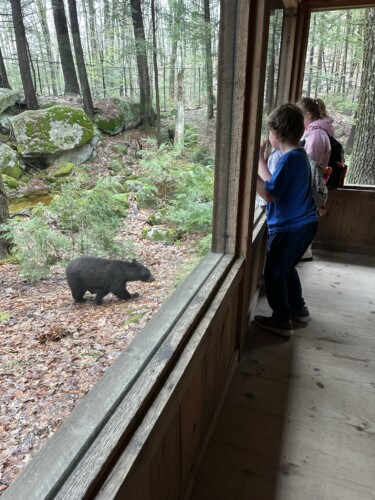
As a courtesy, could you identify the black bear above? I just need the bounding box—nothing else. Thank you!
[66,256,154,305]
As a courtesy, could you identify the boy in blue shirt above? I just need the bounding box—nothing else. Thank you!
[256,103,318,337]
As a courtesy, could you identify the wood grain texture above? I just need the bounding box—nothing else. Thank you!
[315,189,375,253]
[191,251,375,500]
[95,259,244,499]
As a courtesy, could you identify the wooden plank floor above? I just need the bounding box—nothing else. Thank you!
[191,251,375,500]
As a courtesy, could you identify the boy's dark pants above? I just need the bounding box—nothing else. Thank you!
[264,221,318,322]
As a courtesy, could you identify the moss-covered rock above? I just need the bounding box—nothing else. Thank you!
[141,227,180,244]
[2,174,21,189]
[0,143,23,179]
[0,88,21,114]
[94,97,143,135]
[146,212,166,226]
[109,158,123,172]
[52,162,76,177]
[113,193,130,212]
[11,105,94,155]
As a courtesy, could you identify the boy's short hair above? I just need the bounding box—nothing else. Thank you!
[267,103,305,143]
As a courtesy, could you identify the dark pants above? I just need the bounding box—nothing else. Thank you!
[264,221,318,321]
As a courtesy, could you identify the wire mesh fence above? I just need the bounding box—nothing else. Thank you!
[3,56,216,110]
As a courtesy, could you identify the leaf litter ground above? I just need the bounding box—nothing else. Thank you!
[0,109,214,493]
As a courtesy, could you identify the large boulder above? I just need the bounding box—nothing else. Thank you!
[0,88,22,134]
[10,105,96,168]
[0,143,23,179]
[94,97,143,135]
[0,88,21,114]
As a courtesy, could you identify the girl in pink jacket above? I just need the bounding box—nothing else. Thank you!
[298,97,334,260]
[299,97,334,182]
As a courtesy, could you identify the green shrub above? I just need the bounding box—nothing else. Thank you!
[166,163,214,233]
[195,234,212,256]
[138,140,181,198]
[2,208,70,281]
[1,175,136,281]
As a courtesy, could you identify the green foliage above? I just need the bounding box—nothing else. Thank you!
[2,209,70,281]
[137,139,214,235]
[1,175,136,281]
[166,163,214,233]
[139,139,182,198]
[124,179,159,208]
[195,234,212,256]
[184,125,200,146]
[323,95,357,116]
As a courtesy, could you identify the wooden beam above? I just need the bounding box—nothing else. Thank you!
[305,0,375,8]
[276,8,298,106]
[235,0,270,354]
[289,2,310,101]
[283,0,299,7]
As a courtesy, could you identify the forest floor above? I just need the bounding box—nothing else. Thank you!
[0,104,350,493]
[0,106,216,493]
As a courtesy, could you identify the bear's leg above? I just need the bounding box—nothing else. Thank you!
[74,297,87,303]
[94,292,106,305]
[112,287,138,300]
[71,287,87,303]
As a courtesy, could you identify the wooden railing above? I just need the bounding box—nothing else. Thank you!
[314,186,375,254]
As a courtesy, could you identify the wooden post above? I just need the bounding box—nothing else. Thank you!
[276,8,298,106]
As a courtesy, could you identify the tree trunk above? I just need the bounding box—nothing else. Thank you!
[67,0,94,119]
[36,0,58,95]
[174,70,184,154]
[130,0,155,127]
[0,176,10,258]
[51,0,80,94]
[265,11,278,115]
[168,0,183,102]
[10,0,38,109]
[151,0,161,145]
[306,14,316,97]
[347,8,375,185]
[204,0,214,119]
[0,47,11,88]
[345,111,357,156]
[169,39,178,101]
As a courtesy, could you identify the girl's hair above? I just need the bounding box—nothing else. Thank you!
[298,97,328,119]
[267,103,305,143]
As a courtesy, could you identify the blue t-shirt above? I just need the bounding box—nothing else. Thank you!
[265,148,317,234]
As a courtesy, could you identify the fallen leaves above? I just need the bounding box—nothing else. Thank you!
[0,111,211,494]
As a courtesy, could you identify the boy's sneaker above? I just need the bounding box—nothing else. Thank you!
[254,315,294,337]
[291,306,311,323]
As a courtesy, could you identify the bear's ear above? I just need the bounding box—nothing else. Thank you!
[132,259,137,264]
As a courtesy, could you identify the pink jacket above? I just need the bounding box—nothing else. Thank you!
[302,117,334,168]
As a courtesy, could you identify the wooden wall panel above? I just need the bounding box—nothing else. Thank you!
[94,260,244,500]
[181,366,204,488]
[315,188,375,253]
[149,413,181,500]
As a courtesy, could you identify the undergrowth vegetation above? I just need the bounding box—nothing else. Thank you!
[2,126,214,281]
[2,176,136,281]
